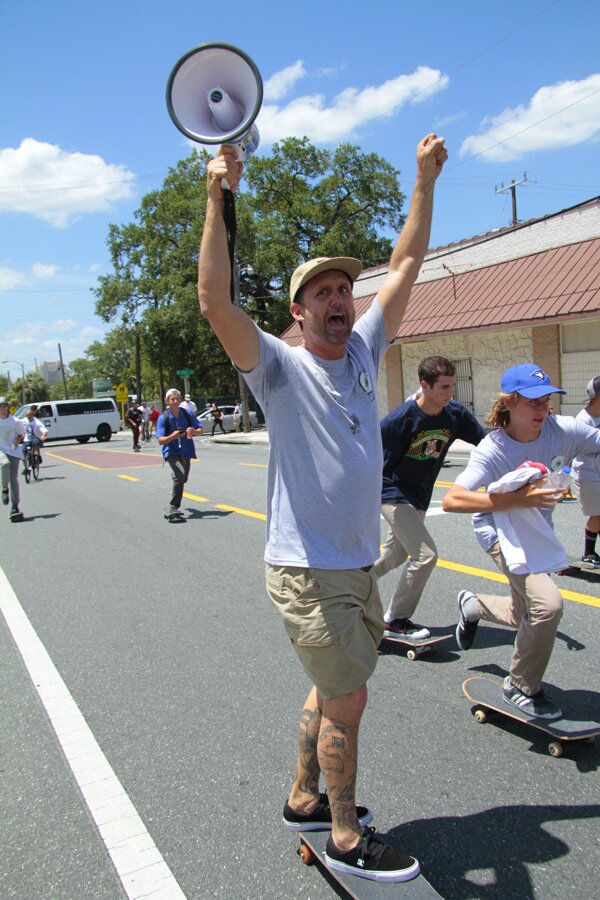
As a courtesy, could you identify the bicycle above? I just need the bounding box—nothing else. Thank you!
[22,443,40,483]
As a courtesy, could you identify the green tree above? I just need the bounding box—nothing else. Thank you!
[93,140,406,398]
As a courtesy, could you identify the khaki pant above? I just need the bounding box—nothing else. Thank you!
[476,543,563,696]
[265,565,384,699]
[373,502,438,621]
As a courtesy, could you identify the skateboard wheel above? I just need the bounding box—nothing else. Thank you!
[474,708,488,724]
[548,741,563,757]
[298,843,315,865]
[406,649,418,661]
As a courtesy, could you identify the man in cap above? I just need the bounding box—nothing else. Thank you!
[198,134,447,882]
[443,363,600,719]
[180,393,198,416]
[570,375,600,566]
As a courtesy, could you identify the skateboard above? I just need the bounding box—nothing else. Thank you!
[557,557,600,576]
[463,676,600,757]
[163,508,186,522]
[381,632,452,661]
[297,830,441,898]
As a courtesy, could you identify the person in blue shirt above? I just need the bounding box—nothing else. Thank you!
[156,388,203,519]
[374,356,487,639]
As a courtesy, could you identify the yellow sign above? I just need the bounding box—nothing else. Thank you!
[115,383,129,402]
[10,405,16,415]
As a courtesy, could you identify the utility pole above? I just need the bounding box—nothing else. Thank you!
[495,173,528,226]
[58,343,68,399]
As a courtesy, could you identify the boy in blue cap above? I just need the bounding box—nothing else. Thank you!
[443,363,600,720]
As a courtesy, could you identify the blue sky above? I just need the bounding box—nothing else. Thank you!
[1,0,599,380]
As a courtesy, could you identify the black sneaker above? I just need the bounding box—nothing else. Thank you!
[325,826,420,883]
[503,676,562,720]
[384,618,430,640]
[2,488,9,505]
[582,553,600,567]
[283,792,372,832]
[456,590,479,650]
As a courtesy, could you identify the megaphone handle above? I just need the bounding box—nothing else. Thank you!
[222,188,237,303]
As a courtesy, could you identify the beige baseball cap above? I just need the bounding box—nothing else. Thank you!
[289,256,363,303]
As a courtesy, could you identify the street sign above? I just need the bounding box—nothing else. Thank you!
[115,383,129,402]
[177,369,193,377]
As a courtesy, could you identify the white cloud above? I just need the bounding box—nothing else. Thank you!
[0,267,26,290]
[264,61,307,101]
[32,262,60,279]
[0,138,136,227]
[257,66,449,144]
[1,320,108,370]
[434,111,467,129]
[460,73,600,162]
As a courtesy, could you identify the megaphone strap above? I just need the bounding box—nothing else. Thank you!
[222,188,237,303]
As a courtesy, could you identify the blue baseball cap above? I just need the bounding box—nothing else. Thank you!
[501,363,566,398]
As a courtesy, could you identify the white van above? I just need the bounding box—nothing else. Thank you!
[15,398,121,443]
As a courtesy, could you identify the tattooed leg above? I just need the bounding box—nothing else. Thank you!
[287,686,323,813]
[319,684,368,850]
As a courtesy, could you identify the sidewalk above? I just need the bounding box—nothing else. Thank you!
[208,428,476,454]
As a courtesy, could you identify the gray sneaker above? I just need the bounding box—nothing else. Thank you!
[456,590,479,650]
[503,676,562,720]
[384,618,431,640]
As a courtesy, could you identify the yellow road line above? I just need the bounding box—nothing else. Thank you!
[183,492,210,503]
[118,475,140,482]
[215,504,267,521]
[437,558,600,609]
[239,463,267,468]
[45,452,100,470]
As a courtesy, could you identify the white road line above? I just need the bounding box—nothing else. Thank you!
[0,566,186,900]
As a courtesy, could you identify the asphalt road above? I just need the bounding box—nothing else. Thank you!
[1,432,599,899]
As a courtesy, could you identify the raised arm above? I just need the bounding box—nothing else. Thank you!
[378,134,448,341]
[197,146,260,372]
[442,482,566,514]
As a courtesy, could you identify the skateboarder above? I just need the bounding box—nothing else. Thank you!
[198,134,447,882]
[156,388,204,519]
[570,375,600,567]
[374,356,486,639]
[443,363,600,719]
[0,396,25,520]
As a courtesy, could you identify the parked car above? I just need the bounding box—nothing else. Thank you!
[197,404,258,433]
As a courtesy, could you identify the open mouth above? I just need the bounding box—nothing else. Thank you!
[328,314,346,326]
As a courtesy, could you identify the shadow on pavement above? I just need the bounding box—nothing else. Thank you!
[389,803,600,898]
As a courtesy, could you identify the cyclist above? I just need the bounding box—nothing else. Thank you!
[21,405,48,472]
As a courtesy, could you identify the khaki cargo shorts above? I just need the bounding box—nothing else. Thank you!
[265,565,384,699]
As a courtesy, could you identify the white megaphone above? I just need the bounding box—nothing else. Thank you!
[166,42,263,161]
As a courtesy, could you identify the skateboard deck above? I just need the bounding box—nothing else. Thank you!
[557,557,600,576]
[381,632,452,660]
[463,676,600,757]
[297,830,441,898]
[163,508,186,522]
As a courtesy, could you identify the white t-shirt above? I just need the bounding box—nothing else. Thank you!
[455,414,600,552]
[20,416,48,442]
[180,400,197,415]
[0,415,26,459]
[571,408,600,483]
[242,299,391,568]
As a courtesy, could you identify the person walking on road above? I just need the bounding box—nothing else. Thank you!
[180,394,198,416]
[156,388,203,519]
[198,133,447,883]
[570,375,600,567]
[125,401,142,452]
[443,363,600,720]
[209,402,226,436]
[0,397,25,519]
[374,356,486,639]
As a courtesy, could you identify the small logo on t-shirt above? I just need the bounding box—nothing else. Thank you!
[359,371,373,394]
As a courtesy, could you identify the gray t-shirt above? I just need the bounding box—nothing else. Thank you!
[455,414,600,551]
[571,408,600,483]
[242,299,391,568]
